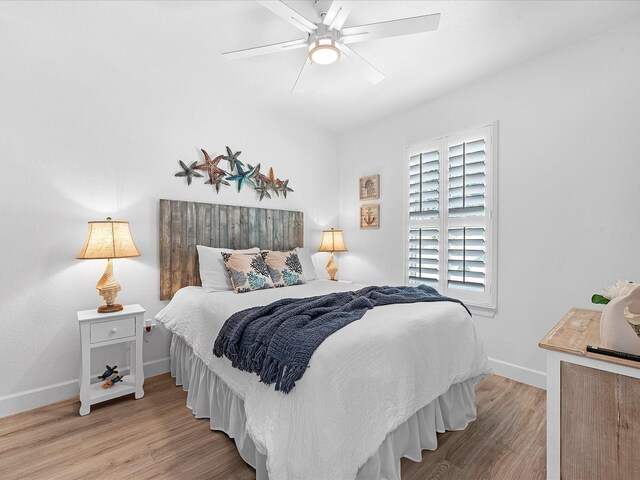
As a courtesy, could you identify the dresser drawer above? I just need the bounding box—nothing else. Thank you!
[90,317,136,343]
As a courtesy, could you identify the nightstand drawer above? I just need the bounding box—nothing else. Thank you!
[90,317,135,343]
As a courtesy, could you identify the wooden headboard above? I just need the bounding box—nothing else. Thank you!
[159,199,304,300]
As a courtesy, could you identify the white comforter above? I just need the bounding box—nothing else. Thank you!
[156,281,491,480]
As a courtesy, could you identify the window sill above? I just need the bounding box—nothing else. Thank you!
[467,304,496,318]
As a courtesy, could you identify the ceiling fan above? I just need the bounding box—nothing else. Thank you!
[222,0,440,92]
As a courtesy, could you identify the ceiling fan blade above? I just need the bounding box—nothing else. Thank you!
[291,56,312,93]
[256,0,317,34]
[322,1,351,31]
[222,38,308,60]
[339,43,385,85]
[340,13,440,45]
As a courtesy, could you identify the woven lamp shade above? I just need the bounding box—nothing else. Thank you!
[78,219,140,259]
[319,229,348,253]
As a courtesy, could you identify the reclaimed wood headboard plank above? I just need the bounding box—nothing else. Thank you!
[159,201,172,300]
[159,199,304,300]
[265,210,274,251]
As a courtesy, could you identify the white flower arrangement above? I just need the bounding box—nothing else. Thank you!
[592,280,635,305]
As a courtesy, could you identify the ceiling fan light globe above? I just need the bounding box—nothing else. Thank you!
[309,38,340,65]
[310,46,340,65]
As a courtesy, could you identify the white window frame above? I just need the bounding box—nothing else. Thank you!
[404,122,498,317]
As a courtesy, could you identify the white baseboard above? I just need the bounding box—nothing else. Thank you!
[1,355,545,418]
[0,378,80,419]
[488,357,547,390]
[0,357,171,419]
[143,356,171,379]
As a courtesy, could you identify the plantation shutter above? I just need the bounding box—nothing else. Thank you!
[448,139,486,218]
[447,227,486,292]
[407,146,440,286]
[408,228,439,286]
[409,151,439,220]
[406,124,496,310]
[446,136,488,293]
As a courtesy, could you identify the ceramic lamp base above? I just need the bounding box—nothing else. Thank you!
[96,258,123,314]
[326,252,338,281]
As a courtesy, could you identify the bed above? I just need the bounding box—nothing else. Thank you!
[156,199,491,480]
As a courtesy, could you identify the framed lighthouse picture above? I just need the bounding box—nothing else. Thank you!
[360,204,380,229]
[359,174,380,200]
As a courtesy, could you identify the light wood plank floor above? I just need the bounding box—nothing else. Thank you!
[0,374,545,479]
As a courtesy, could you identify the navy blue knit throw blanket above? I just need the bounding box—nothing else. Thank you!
[213,285,470,393]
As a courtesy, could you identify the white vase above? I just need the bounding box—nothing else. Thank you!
[599,284,640,355]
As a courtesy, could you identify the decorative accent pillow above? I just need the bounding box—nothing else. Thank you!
[261,250,306,287]
[197,245,260,292]
[294,247,318,281]
[221,252,274,294]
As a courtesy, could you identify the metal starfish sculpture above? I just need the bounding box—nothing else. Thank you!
[175,160,202,185]
[254,177,272,201]
[278,179,294,198]
[246,164,270,201]
[208,174,231,193]
[221,146,244,171]
[195,149,229,193]
[265,167,280,197]
[226,164,257,192]
[247,163,262,180]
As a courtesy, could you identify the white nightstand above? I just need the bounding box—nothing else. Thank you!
[77,304,145,416]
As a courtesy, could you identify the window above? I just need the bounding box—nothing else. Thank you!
[406,123,497,313]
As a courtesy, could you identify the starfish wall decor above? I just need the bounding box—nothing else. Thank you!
[173,145,293,202]
[221,146,244,171]
[195,149,230,193]
[226,164,257,192]
[175,160,203,185]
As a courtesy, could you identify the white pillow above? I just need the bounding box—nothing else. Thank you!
[197,245,260,292]
[294,247,318,281]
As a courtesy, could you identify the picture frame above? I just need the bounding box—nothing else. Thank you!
[359,174,380,200]
[360,204,380,229]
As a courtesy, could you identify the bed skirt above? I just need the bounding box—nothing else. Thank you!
[170,335,479,480]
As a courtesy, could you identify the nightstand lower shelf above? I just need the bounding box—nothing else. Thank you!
[88,376,138,405]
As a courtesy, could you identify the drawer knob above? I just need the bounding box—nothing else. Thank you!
[110,328,118,334]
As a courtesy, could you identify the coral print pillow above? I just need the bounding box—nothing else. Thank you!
[261,250,306,287]
[221,252,274,294]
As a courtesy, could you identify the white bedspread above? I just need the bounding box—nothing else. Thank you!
[156,281,491,480]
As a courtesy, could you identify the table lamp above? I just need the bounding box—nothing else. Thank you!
[319,228,348,281]
[77,217,140,313]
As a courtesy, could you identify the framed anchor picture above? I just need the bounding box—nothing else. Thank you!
[360,204,380,229]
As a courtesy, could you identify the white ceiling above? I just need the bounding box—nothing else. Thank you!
[3,1,640,133]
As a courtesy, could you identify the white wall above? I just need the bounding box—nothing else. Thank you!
[0,8,337,415]
[337,19,640,387]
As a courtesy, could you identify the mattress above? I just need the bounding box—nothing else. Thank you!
[156,280,491,479]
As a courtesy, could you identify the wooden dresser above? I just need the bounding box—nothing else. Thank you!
[540,308,640,480]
